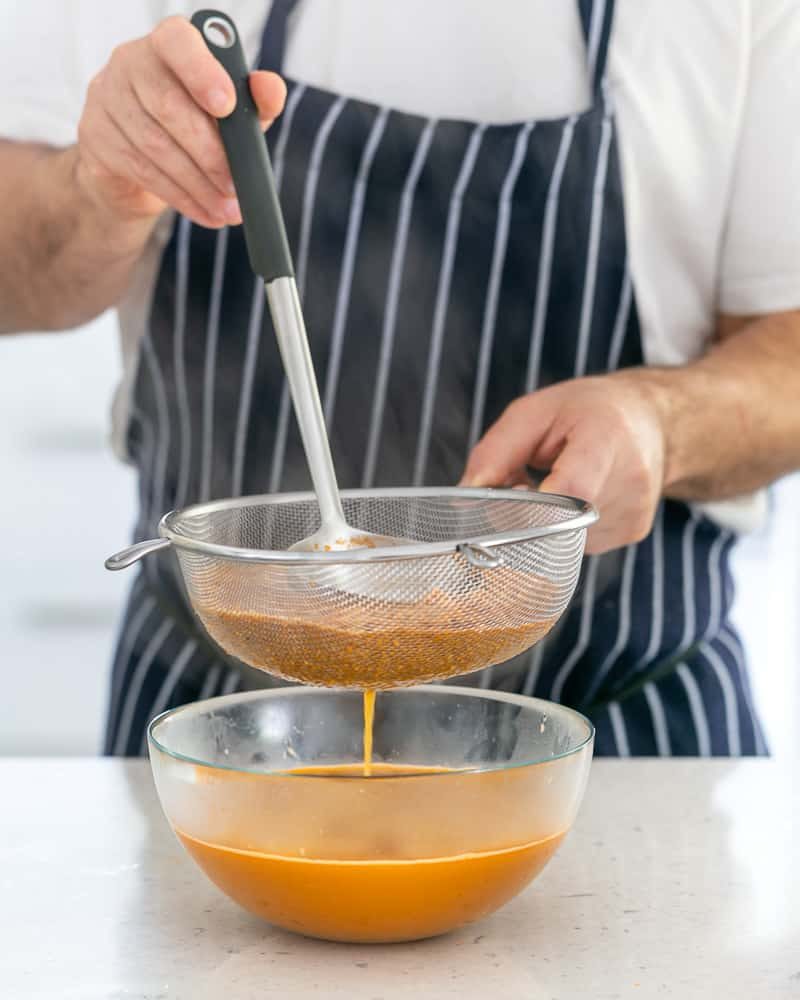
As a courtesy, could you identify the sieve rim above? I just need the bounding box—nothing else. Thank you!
[157,487,597,565]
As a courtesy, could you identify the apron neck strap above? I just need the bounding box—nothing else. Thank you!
[258,0,300,71]
[578,0,616,97]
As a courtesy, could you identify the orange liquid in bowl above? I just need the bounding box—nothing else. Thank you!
[176,761,564,943]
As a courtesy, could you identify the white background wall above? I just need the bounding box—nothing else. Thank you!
[0,315,136,755]
[0,315,798,757]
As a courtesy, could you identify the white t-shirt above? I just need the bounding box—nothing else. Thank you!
[3,0,800,531]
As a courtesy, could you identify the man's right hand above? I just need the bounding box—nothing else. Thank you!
[75,16,286,230]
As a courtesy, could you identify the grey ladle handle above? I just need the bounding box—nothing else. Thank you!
[194,8,347,532]
[105,538,171,571]
[191,9,293,282]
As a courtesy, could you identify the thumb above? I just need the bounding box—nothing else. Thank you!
[249,70,287,129]
[460,394,557,487]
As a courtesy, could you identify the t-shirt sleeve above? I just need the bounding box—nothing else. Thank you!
[0,0,184,147]
[718,0,800,316]
[0,0,85,145]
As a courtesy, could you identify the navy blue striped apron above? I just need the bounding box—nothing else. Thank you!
[105,0,767,757]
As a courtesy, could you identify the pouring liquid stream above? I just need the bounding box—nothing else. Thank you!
[363,690,376,776]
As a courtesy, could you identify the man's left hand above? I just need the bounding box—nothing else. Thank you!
[461,372,667,554]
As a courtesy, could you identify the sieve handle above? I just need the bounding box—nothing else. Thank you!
[105,538,171,571]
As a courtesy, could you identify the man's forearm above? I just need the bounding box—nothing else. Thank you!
[631,310,800,501]
[0,141,155,334]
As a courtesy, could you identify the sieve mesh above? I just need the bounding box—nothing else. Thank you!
[163,490,593,688]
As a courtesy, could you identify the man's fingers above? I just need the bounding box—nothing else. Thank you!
[79,18,288,224]
[461,395,558,487]
[130,47,235,198]
[91,106,227,228]
[538,424,616,503]
[152,21,286,127]
[105,77,238,223]
[151,17,237,117]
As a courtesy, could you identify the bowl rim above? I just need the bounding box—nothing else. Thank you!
[147,685,595,778]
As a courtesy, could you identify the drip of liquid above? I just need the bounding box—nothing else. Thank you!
[362,690,376,776]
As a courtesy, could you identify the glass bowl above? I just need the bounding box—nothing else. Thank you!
[148,686,593,943]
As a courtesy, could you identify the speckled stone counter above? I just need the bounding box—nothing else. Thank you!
[2,758,797,999]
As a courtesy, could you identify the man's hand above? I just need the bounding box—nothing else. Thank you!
[463,310,800,554]
[76,16,286,229]
[461,372,668,555]
[0,16,287,333]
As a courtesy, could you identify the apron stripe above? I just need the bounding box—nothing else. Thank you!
[105,588,155,751]
[633,504,665,669]
[718,625,768,755]
[129,407,155,539]
[200,227,229,502]
[704,529,729,639]
[136,410,158,585]
[113,618,174,755]
[271,94,348,492]
[221,668,241,695]
[231,277,266,497]
[413,123,487,485]
[198,661,223,700]
[131,408,162,609]
[608,701,630,756]
[362,118,438,487]
[676,663,712,756]
[699,642,741,756]
[643,681,672,755]
[525,116,577,393]
[173,215,192,507]
[550,555,601,701]
[574,105,613,377]
[138,637,199,755]
[296,96,348,301]
[146,636,198,718]
[272,83,307,191]
[324,107,390,426]
[678,513,700,652]
[606,268,633,371]
[469,122,535,448]
[522,642,546,696]
[141,334,170,525]
[584,543,636,703]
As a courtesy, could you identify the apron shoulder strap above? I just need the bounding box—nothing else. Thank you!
[577,0,616,97]
[258,0,301,71]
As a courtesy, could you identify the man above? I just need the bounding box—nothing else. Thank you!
[2,0,798,755]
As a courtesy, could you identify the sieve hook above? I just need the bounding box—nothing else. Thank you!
[457,543,502,570]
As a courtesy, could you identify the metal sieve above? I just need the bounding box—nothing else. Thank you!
[106,488,596,688]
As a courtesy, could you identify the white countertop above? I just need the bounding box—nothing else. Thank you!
[2,758,798,1000]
